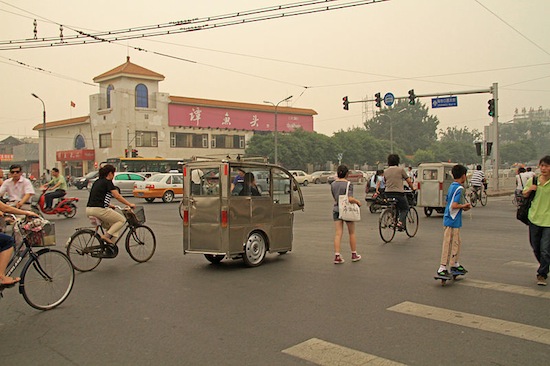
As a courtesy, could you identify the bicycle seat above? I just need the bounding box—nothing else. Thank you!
[88,216,102,226]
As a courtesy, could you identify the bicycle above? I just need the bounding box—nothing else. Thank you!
[378,191,419,243]
[468,184,487,207]
[66,206,156,272]
[0,215,75,310]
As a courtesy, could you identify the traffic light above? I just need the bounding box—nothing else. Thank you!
[486,142,493,156]
[131,149,138,157]
[124,149,129,157]
[408,89,416,105]
[488,99,495,117]
[374,92,382,108]
[475,142,482,156]
[342,96,349,110]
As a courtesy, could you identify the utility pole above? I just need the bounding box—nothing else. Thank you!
[492,82,499,191]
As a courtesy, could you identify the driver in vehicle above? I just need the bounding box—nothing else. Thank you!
[40,167,67,211]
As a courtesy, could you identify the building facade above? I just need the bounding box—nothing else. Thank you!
[33,57,317,177]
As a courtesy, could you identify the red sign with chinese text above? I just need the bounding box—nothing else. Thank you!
[168,105,313,132]
[56,149,95,161]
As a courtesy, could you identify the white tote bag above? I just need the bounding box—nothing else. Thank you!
[338,182,361,222]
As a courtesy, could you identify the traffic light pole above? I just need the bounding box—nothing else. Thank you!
[492,82,499,191]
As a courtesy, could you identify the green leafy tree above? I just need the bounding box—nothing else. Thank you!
[365,100,439,155]
[439,126,481,144]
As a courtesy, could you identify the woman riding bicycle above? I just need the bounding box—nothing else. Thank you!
[384,154,414,230]
[86,164,135,244]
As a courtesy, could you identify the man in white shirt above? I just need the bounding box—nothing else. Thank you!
[0,164,35,209]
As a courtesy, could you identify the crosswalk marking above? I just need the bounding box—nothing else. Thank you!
[503,261,538,269]
[388,301,550,346]
[282,338,406,366]
[459,279,550,299]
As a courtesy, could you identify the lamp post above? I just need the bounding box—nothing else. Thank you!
[264,95,292,165]
[32,93,46,174]
[380,108,407,154]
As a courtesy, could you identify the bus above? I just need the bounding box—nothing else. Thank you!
[103,157,187,173]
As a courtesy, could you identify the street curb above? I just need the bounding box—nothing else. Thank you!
[487,190,514,197]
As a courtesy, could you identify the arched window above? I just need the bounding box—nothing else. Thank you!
[106,84,114,109]
[135,84,148,108]
[74,134,86,149]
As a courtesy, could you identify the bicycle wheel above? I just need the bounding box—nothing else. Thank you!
[480,190,488,206]
[66,229,102,272]
[379,208,396,243]
[405,207,419,237]
[20,249,75,310]
[469,192,477,207]
[125,225,156,263]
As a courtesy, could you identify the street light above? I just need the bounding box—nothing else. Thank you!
[32,93,46,174]
[380,108,407,154]
[263,95,292,165]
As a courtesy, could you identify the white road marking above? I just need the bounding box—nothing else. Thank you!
[503,261,538,269]
[459,278,550,299]
[388,301,550,346]
[282,338,406,366]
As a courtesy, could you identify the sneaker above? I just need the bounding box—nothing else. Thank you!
[351,253,362,262]
[437,269,451,279]
[537,275,547,286]
[451,265,468,274]
[334,255,345,264]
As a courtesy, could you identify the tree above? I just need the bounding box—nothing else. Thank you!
[365,99,439,155]
[439,126,481,144]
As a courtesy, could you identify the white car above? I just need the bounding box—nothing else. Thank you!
[88,172,147,196]
[133,173,183,203]
[289,170,313,186]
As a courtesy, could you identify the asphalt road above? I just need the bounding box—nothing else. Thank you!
[1,185,548,365]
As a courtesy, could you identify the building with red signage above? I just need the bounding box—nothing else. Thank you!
[33,57,317,176]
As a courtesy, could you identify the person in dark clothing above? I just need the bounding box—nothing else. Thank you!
[239,172,261,196]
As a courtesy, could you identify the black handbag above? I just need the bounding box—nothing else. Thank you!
[516,176,537,225]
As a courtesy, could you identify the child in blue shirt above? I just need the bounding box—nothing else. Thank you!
[437,164,472,278]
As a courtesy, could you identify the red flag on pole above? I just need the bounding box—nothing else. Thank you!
[70,101,76,108]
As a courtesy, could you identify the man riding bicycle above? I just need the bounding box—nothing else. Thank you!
[470,165,486,196]
[384,154,414,230]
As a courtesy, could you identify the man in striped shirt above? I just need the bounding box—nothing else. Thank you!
[470,165,486,193]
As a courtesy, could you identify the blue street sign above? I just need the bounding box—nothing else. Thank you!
[384,92,395,107]
[431,96,458,108]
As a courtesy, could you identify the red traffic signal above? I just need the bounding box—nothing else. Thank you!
[342,96,349,110]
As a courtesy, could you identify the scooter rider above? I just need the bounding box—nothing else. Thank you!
[40,168,67,211]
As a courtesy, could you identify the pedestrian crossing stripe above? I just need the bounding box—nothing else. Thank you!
[503,261,538,269]
[459,279,550,299]
[282,338,406,366]
[388,301,550,346]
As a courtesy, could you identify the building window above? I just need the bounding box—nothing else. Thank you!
[170,132,208,148]
[106,85,114,109]
[136,131,157,147]
[135,84,148,108]
[99,133,112,148]
[75,134,86,149]
[211,134,245,149]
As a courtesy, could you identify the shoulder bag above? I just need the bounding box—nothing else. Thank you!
[517,176,537,225]
[339,182,361,222]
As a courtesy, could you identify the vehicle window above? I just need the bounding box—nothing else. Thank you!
[250,169,270,197]
[172,175,183,185]
[148,175,164,182]
[194,168,219,196]
[166,176,172,184]
[129,174,144,181]
[273,168,291,204]
[423,169,438,180]
[115,174,128,181]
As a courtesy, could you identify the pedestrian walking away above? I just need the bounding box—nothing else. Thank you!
[522,155,550,286]
[331,164,362,264]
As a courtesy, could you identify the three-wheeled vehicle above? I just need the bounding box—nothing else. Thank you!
[416,162,456,217]
[181,157,305,267]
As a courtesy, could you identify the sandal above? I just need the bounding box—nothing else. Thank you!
[1,276,21,286]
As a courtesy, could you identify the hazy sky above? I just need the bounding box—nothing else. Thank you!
[1,0,549,140]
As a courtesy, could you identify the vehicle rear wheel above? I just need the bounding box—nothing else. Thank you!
[405,207,419,237]
[424,207,433,217]
[480,190,488,206]
[66,229,102,272]
[314,178,320,184]
[242,232,267,267]
[302,180,308,187]
[379,209,396,243]
[63,203,77,218]
[469,192,477,207]
[145,198,155,203]
[204,254,224,264]
[162,190,175,203]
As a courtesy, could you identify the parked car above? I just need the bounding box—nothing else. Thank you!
[327,170,366,184]
[88,172,147,196]
[311,171,335,184]
[74,171,98,190]
[133,173,183,203]
[288,170,313,186]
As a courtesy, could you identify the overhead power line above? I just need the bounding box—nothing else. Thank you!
[0,0,388,50]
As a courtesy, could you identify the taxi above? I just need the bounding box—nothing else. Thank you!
[133,173,183,203]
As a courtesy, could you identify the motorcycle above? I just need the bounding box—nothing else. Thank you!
[31,189,79,218]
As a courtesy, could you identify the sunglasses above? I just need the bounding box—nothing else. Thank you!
[10,170,21,174]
